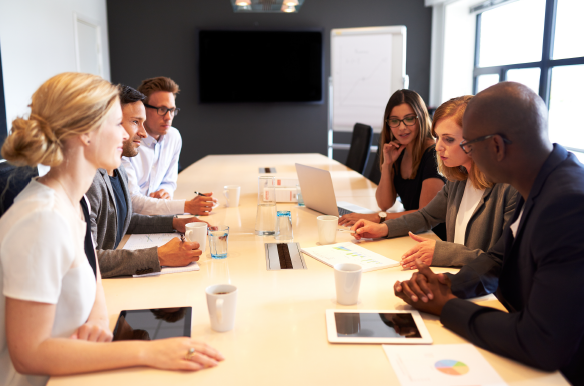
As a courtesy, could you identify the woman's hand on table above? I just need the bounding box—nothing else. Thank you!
[338,212,379,226]
[143,338,224,371]
[350,219,389,240]
[70,320,113,343]
[400,232,437,270]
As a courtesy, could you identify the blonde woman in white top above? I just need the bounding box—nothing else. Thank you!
[351,96,518,269]
[0,73,223,386]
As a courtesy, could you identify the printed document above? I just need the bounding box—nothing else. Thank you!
[301,242,399,272]
[383,344,507,386]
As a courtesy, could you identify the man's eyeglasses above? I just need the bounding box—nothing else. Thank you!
[459,134,512,154]
[386,115,418,128]
[144,103,180,117]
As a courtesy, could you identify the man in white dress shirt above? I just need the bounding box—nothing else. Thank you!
[122,76,216,215]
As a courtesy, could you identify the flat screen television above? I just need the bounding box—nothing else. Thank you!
[198,30,323,103]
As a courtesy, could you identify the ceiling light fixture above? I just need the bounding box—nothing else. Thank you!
[230,0,305,13]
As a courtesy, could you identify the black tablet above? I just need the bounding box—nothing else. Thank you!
[112,307,192,341]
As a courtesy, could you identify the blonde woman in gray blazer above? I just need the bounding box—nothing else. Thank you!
[352,96,518,268]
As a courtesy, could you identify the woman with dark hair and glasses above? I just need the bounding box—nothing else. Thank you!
[350,96,518,268]
[339,90,446,238]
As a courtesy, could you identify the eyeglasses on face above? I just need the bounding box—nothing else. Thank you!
[459,134,512,154]
[386,115,418,128]
[144,103,180,117]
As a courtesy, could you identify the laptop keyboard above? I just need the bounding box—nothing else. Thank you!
[337,207,354,217]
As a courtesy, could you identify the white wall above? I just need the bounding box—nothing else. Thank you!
[0,0,110,132]
[428,0,483,107]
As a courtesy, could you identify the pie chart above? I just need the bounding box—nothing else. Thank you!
[434,359,470,376]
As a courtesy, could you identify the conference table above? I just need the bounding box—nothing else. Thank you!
[49,154,567,385]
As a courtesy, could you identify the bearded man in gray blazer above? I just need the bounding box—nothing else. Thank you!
[86,86,205,278]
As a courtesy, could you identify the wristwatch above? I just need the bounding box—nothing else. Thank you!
[378,212,387,223]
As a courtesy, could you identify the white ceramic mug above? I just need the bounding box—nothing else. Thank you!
[223,185,241,207]
[205,284,237,332]
[334,263,362,305]
[317,215,338,245]
[185,222,208,252]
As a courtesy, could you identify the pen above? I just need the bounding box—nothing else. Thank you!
[194,191,208,197]
[180,233,185,242]
[337,228,357,234]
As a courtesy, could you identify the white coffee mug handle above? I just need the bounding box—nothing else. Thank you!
[216,298,224,323]
[224,190,229,199]
[185,230,193,241]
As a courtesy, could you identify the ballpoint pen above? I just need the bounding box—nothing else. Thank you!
[194,191,208,196]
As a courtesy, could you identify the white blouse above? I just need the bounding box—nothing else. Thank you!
[0,179,96,386]
[453,179,485,245]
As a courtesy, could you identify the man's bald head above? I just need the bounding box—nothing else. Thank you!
[461,82,553,187]
[463,82,549,148]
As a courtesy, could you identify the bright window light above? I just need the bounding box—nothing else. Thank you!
[506,67,541,95]
[548,64,584,150]
[553,0,584,60]
[478,0,546,67]
[476,74,499,93]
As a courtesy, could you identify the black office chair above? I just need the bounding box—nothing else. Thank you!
[0,161,38,217]
[368,149,382,184]
[345,123,373,175]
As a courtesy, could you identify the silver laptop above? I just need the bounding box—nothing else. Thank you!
[295,163,376,216]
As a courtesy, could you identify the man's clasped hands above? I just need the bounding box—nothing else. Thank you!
[351,219,457,316]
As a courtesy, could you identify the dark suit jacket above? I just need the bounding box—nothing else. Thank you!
[86,167,174,278]
[441,144,584,385]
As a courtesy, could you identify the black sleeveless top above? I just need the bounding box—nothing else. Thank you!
[80,197,97,278]
[394,144,447,240]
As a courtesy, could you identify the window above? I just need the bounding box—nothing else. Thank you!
[473,0,584,152]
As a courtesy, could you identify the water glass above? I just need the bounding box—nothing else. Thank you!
[296,184,305,207]
[209,226,230,259]
[275,210,293,240]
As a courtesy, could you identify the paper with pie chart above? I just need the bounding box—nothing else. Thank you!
[383,343,507,386]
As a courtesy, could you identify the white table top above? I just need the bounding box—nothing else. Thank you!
[49,154,567,385]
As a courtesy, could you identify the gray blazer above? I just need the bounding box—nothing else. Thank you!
[383,180,518,267]
[86,167,174,278]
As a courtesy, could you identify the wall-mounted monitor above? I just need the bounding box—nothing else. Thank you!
[198,30,323,103]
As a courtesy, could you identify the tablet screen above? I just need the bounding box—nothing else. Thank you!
[112,307,192,341]
[334,312,421,338]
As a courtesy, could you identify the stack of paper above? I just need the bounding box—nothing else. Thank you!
[301,242,400,272]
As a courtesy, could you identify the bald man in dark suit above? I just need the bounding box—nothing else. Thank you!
[391,82,584,385]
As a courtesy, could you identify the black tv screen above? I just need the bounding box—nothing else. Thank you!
[198,30,323,103]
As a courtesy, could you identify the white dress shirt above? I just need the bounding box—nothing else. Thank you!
[121,126,186,215]
[453,179,485,245]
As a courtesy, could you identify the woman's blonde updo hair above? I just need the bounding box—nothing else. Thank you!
[2,72,119,167]
[431,95,493,190]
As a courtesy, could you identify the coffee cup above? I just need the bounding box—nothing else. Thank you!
[185,222,208,252]
[205,284,237,332]
[317,215,338,245]
[223,185,241,207]
[334,263,362,305]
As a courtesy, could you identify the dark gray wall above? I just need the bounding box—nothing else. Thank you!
[106,0,432,168]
